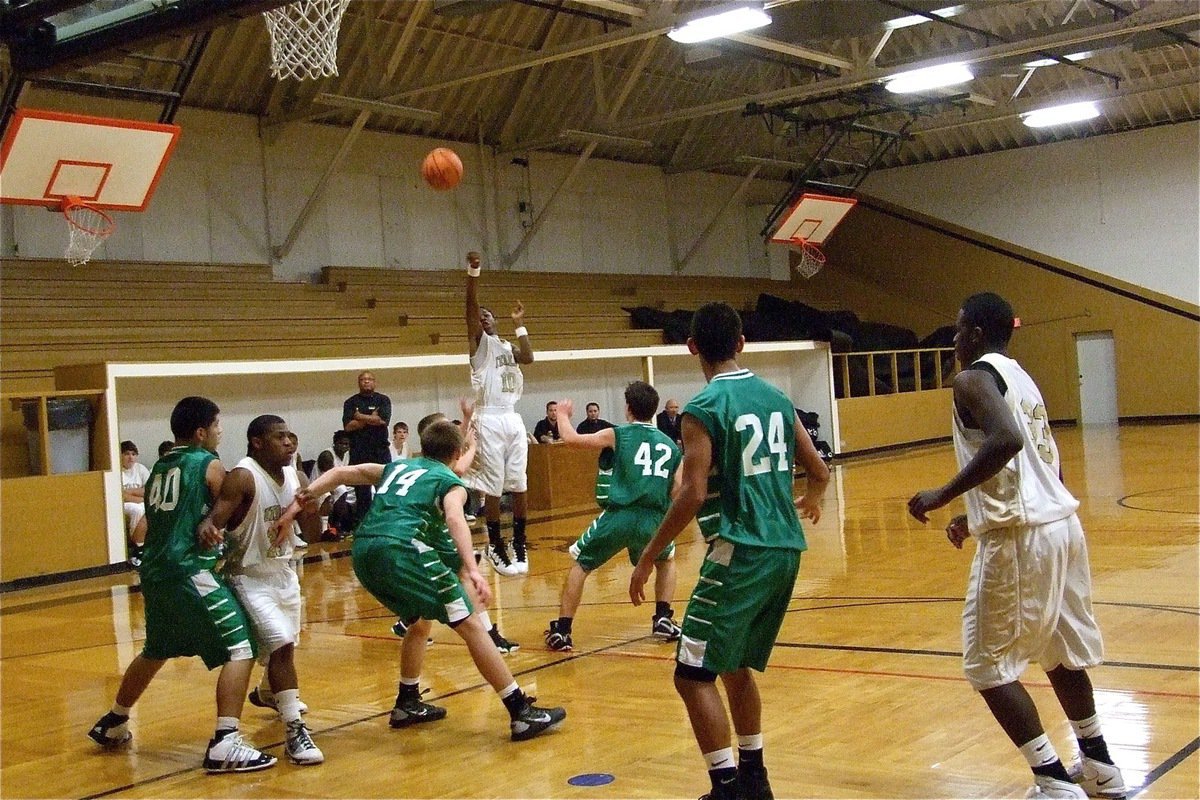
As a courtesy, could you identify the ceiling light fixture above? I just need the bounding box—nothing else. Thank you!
[1022,101,1101,127]
[667,3,771,44]
[885,62,974,93]
[884,5,965,30]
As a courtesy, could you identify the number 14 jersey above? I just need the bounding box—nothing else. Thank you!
[684,369,806,552]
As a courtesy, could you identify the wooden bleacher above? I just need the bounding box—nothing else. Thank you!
[1,259,822,392]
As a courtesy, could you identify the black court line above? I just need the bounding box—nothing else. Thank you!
[1117,485,1200,516]
[1129,736,1200,798]
[774,641,1200,673]
[78,632,655,800]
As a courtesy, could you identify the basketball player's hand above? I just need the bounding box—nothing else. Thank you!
[464,568,491,607]
[557,398,575,420]
[197,520,224,549]
[458,396,475,428]
[629,557,652,606]
[795,493,822,524]
[945,514,970,549]
[511,301,525,325]
[906,487,949,523]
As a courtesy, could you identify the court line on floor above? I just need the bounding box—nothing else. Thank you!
[1130,735,1200,798]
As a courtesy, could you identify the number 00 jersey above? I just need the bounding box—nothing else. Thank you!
[953,352,1079,534]
[470,333,523,410]
[139,445,222,583]
[354,457,467,550]
[684,369,805,551]
[595,422,681,512]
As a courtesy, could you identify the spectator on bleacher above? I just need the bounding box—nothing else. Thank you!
[575,402,615,435]
[390,421,411,461]
[343,371,391,525]
[311,430,354,540]
[121,441,151,566]
[533,401,562,443]
[656,398,683,446]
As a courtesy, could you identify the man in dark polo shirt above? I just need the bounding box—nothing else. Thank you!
[575,402,615,435]
[343,371,391,524]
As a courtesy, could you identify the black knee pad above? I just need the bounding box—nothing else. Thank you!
[674,661,718,683]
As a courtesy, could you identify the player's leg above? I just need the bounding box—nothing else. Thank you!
[965,526,1085,799]
[475,419,519,575]
[546,563,587,651]
[453,613,566,741]
[391,618,448,728]
[651,549,681,640]
[674,667,738,800]
[505,415,531,573]
[721,669,770,800]
[88,655,166,747]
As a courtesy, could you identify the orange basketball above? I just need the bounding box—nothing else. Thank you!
[421,147,463,190]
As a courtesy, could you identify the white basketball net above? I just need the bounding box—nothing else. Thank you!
[263,0,350,80]
[790,239,826,279]
[63,201,115,266]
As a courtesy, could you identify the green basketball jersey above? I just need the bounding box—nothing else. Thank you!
[139,445,222,583]
[595,422,681,512]
[683,368,806,551]
[354,457,466,550]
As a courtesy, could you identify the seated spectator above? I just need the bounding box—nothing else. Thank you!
[656,398,683,446]
[120,441,151,566]
[533,401,562,443]
[390,421,411,461]
[575,402,615,435]
[311,430,355,540]
[286,431,315,548]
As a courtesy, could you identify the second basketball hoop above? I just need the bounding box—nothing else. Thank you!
[768,193,857,280]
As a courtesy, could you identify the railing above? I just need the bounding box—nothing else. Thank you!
[833,347,957,399]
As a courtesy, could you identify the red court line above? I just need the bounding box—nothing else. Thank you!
[590,649,1200,700]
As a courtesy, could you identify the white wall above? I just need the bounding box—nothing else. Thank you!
[4,97,790,282]
[861,121,1200,305]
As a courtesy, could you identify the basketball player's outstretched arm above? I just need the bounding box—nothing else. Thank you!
[793,412,830,523]
[555,399,616,450]
[511,301,534,364]
[465,252,483,356]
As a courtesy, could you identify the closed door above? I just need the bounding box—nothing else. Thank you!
[1075,331,1118,425]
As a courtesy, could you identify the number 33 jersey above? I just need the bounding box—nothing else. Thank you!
[953,352,1079,534]
[596,422,681,513]
[684,369,806,552]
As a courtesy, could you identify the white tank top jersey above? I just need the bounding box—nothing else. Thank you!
[470,332,523,411]
[952,352,1080,534]
[224,457,301,572]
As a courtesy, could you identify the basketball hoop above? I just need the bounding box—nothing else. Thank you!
[62,196,115,266]
[263,0,350,80]
[789,238,826,279]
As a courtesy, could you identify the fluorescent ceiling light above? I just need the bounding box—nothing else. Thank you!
[667,5,771,44]
[1023,51,1095,68]
[885,5,964,30]
[885,62,974,93]
[1023,101,1101,127]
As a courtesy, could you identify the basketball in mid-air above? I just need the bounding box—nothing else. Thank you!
[421,147,463,190]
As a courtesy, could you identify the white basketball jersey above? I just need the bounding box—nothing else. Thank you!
[470,332,523,410]
[224,457,301,573]
[952,352,1079,534]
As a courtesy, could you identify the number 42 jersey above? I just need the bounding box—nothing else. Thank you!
[684,369,806,552]
[596,422,681,513]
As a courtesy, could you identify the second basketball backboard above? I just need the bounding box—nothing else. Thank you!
[768,193,857,246]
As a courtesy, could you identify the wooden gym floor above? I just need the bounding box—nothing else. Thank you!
[1,423,1196,799]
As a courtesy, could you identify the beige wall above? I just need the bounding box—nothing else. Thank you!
[810,199,1199,422]
[1,472,107,582]
[837,389,953,453]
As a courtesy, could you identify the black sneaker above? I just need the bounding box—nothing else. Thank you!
[490,626,520,654]
[510,701,566,741]
[737,767,775,800]
[544,620,573,652]
[87,711,131,748]
[389,697,447,728]
[392,618,407,637]
[698,780,739,800]
[652,613,682,641]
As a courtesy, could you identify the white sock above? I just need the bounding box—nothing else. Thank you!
[275,689,302,724]
[399,676,420,687]
[1019,734,1060,769]
[111,702,131,717]
[703,747,736,771]
[738,733,763,750]
[215,716,239,736]
[498,681,519,699]
[477,610,493,629]
[1070,714,1103,741]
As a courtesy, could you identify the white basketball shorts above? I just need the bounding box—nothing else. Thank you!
[124,501,145,530]
[226,566,302,661]
[962,513,1104,690]
[466,410,528,496]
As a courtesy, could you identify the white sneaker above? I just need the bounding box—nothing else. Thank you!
[284,720,324,765]
[1026,775,1088,799]
[488,543,519,577]
[290,532,307,549]
[203,730,277,773]
[1070,757,1126,798]
[512,540,529,574]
